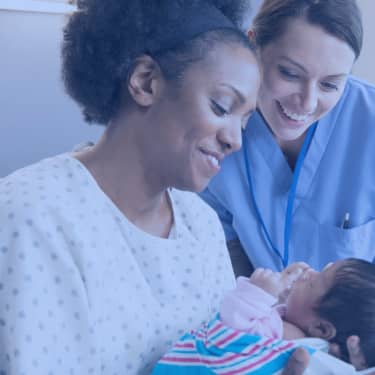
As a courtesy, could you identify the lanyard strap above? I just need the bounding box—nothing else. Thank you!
[243,123,317,269]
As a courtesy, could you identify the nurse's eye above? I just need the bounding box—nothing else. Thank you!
[278,66,300,80]
[320,81,339,91]
[211,100,228,116]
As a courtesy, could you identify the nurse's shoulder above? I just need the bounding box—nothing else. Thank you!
[341,75,375,113]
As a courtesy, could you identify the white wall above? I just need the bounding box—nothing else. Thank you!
[0,1,373,177]
[353,0,375,84]
[0,8,103,177]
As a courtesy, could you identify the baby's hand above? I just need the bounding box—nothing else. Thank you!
[278,262,311,303]
[281,262,310,289]
[249,268,283,298]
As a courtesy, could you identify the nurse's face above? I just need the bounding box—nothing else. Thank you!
[256,18,356,144]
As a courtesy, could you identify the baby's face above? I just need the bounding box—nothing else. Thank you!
[284,262,339,331]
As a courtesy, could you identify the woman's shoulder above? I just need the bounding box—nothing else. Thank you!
[344,75,375,100]
[0,154,88,217]
[347,75,375,90]
[332,76,375,120]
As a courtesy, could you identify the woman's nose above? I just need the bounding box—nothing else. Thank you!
[218,120,242,154]
[300,83,318,114]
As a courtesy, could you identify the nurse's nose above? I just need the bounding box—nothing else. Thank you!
[300,82,318,114]
[217,120,242,154]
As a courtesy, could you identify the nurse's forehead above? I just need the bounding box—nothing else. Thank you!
[263,18,355,72]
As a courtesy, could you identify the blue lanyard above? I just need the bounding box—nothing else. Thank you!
[243,122,317,269]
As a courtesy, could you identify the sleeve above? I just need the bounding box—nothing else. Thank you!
[219,277,283,339]
[0,202,99,374]
[199,187,238,241]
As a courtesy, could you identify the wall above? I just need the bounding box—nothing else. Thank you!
[0,0,373,177]
[0,8,103,177]
[353,0,375,84]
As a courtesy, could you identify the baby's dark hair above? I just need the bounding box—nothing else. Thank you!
[315,258,375,366]
[62,0,255,124]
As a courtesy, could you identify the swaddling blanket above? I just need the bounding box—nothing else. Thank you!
[152,314,311,375]
[152,315,358,375]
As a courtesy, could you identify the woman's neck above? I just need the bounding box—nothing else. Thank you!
[257,109,306,170]
[74,121,173,238]
[277,134,307,171]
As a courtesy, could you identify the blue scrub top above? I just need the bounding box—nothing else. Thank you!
[201,76,375,271]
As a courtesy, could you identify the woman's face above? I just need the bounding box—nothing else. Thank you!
[257,18,356,144]
[147,43,260,192]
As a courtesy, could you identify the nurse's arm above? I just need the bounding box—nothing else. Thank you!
[227,239,254,277]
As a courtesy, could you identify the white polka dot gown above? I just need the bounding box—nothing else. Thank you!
[0,154,235,375]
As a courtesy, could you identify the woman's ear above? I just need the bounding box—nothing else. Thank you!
[308,319,336,340]
[127,55,163,107]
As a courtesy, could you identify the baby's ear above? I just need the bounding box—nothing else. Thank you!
[308,319,336,340]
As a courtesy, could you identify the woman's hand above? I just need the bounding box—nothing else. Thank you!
[330,335,370,371]
[281,337,375,375]
[281,348,310,375]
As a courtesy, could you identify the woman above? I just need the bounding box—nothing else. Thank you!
[202,0,374,274]
[0,0,366,373]
[0,0,263,374]
[201,0,374,370]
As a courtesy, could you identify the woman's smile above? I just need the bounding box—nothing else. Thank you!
[198,147,222,176]
[276,101,313,129]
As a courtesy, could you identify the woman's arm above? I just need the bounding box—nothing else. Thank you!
[227,239,254,277]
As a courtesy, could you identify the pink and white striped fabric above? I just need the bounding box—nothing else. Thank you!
[152,315,313,375]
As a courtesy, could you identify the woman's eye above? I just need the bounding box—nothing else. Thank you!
[320,81,339,91]
[278,66,300,80]
[211,101,228,116]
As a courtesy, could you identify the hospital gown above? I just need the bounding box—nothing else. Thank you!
[0,154,235,375]
[201,76,375,271]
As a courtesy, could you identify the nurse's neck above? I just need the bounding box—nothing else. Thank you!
[257,109,307,171]
[277,134,307,171]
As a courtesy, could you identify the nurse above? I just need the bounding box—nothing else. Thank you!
[201,0,375,275]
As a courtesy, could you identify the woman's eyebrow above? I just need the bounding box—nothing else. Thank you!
[323,73,348,80]
[279,56,307,73]
[218,83,246,104]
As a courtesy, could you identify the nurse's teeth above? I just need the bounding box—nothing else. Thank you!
[207,155,219,167]
[279,103,311,121]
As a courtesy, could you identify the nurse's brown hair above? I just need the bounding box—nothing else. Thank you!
[252,0,363,59]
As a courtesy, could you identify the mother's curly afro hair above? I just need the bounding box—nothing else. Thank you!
[61,0,254,124]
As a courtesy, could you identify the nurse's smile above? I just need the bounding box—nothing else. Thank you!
[276,101,314,128]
